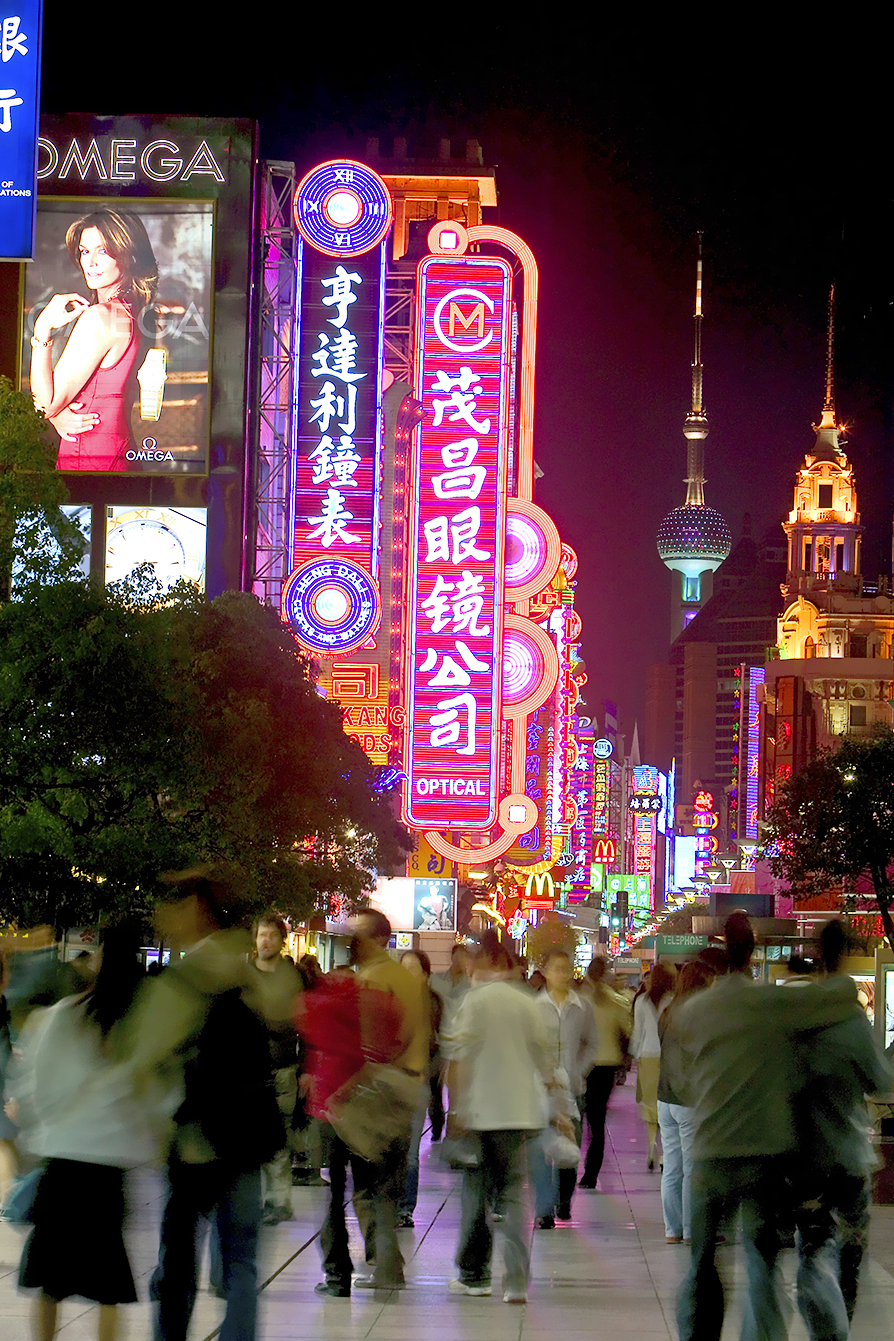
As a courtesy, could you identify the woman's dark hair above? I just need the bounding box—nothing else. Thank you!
[298,953,322,990]
[83,922,144,1041]
[675,959,715,1000]
[477,928,515,974]
[401,948,432,977]
[65,206,158,307]
[647,962,675,1008]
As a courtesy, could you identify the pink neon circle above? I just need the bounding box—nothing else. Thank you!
[505,513,548,586]
[502,629,543,706]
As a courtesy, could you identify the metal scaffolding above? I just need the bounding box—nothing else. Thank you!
[251,160,297,608]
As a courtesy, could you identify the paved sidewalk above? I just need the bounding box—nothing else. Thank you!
[1,1078,892,1339]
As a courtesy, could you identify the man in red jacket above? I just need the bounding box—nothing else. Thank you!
[299,968,403,1296]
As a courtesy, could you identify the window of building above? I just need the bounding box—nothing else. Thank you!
[818,484,833,509]
[849,635,867,658]
[804,637,815,658]
[835,542,845,571]
[849,705,867,727]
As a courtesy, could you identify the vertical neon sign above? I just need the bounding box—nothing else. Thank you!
[746,666,765,840]
[282,160,391,657]
[403,255,512,830]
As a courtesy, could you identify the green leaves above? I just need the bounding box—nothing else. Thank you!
[0,580,409,931]
[763,723,894,950]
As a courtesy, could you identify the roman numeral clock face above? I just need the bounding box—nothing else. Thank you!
[293,160,393,258]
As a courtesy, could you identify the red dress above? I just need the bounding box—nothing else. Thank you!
[56,304,140,472]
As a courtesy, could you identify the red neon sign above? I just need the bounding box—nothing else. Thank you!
[403,256,512,829]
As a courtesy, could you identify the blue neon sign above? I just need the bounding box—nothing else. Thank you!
[0,1,41,260]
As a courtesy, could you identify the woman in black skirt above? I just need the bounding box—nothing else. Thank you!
[15,924,158,1341]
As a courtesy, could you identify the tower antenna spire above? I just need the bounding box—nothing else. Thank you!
[684,232,708,506]
[823,282,836,419]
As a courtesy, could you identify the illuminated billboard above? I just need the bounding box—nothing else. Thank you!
[281,160,389,662]
[403,254,512,830]
[104,505,206,591]
[22,114,255,596]
[22,199,212,474]
[371,876,457,932]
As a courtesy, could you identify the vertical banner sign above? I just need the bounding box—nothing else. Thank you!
[567,726,595,901]
[745,666,764,839]
[404,255,512,829]
[282,161,391,656]
[0,0,40,260]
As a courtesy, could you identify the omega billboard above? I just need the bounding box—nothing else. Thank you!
[14,114,256,595]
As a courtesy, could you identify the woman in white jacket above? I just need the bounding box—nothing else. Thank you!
[15,924,163,1341]
[629,963,675,1170]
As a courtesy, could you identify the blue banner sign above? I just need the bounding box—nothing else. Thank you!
[0,1,41,260]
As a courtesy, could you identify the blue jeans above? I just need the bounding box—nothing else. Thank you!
[151,1158,261,1341]
[791,1167,865,1340]
[456,1130,530,1294]
[529,1105,582,1217]
[658,1100,697,1239]
[677,1155,786,1341]
[402,1084,429,1214]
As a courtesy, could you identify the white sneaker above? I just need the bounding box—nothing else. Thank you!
[448,1279,492,1296]
[503,1290,527,1304]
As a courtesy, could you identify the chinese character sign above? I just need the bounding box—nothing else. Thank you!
[282,241,386,656]
[404,256,512,829]
[746,666,764,839]
[0,1,40,260]
[293,245,384,576]
[567,726,595,901]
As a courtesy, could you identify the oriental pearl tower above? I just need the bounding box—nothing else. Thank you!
[656,237,731,641]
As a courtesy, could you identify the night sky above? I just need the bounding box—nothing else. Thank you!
[40,15,894,743]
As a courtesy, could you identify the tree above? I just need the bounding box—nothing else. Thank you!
[526,919,578,966]
[0,377,82,599]
[762,723,894,953]
[0,577,409,931]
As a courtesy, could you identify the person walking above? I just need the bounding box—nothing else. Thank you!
[346,910,426,1289]
[671,912,863,1341]
[789,919,892,1339]
[530,949,597,1226]
[578,957,631,1189]
[299,966,404,1297]
[13,923,160,1341]
[135,871,284,1341]
[656,959,715,1243]
[630,962,674,1170]
[246,914,302,1224]
[442,935,552,1303]
[398,949,442,1227]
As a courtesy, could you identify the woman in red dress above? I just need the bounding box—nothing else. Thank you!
[30,207,158,471]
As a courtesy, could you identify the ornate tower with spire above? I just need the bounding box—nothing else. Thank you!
[657,237,732,641]
[780,285,863,607]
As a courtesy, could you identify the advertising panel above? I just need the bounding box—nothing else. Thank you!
[0,1,41,260]
[404,254,512,830]
[104,505,206,591]
[22,198,213,474]
[281,160,391,664]
[372,876,457,931]
[19,114,255,597]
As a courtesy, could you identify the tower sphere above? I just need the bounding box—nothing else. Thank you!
[656,503,732,574]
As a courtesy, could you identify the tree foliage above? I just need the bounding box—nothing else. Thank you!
[762,723,894,952]
[0,377,80,599]
[0,576,409,931]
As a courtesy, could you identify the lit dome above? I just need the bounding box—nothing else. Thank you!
[657,504,732,575]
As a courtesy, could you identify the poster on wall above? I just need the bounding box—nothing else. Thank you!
[21,198,213,474]
[104,505,206,591]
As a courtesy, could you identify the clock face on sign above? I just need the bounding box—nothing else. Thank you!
[104,507,206,591]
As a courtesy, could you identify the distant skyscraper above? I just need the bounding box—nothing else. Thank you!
[657,237,731,640]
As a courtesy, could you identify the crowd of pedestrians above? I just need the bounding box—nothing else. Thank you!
[0,888,890,1341]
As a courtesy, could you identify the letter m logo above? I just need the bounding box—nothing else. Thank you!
[593,839,616,863]
[448,301,486,338]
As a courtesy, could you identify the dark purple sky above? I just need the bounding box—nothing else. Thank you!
[41,15,894,739]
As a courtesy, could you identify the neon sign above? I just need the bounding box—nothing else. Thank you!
[403,255,512,829]
[567,723,595,902]
[282,162,389,657]
[0,1,41,260]
[746,666,764,839]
